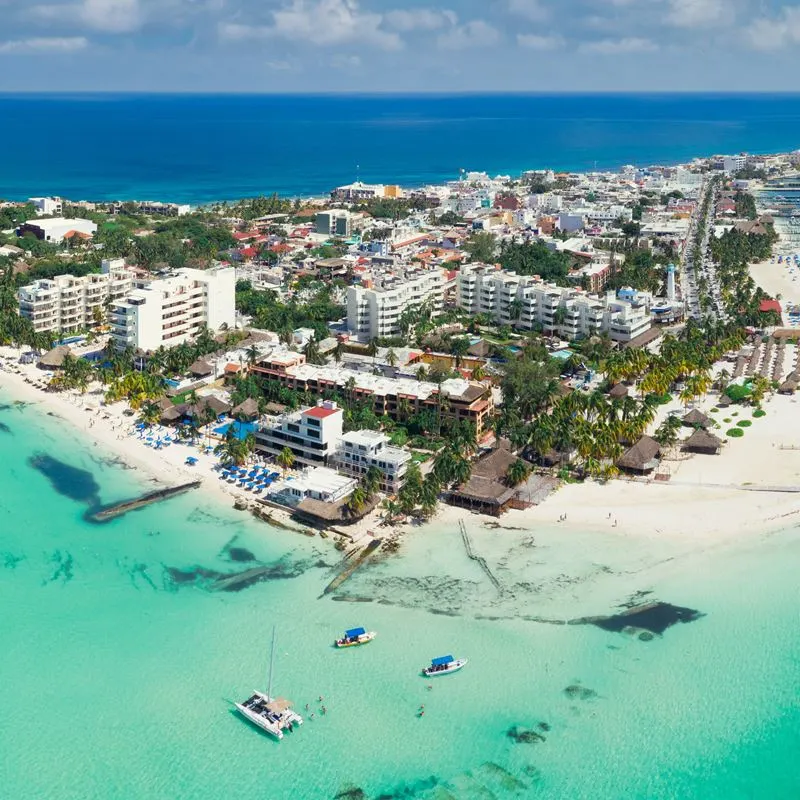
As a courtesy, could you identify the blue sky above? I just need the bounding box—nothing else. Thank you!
[1,0,800,92]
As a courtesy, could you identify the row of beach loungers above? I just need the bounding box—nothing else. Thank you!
[215,464,280,494]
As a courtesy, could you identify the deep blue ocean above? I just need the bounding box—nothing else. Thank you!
[1,93,800,204]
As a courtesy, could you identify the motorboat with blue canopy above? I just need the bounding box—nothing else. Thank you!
[335,626,376,648]
[422,654,467,676]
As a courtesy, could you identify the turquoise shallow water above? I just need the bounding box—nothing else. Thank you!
[1,389,800,799]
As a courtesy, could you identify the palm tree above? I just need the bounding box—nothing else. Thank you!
[385,348,398,368]
[367,337,379,365]
[276,446,295,473]
[246,344,260,366]
[415,365,427,382]
[346,485,368,516]
[364,465,382,498]
[382,498,400,525]
[138,400,161,428]
[449,336,471,371]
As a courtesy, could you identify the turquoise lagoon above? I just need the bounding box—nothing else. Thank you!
[1,390,800,799]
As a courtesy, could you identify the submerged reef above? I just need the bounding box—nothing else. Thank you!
[577,601,704,636]
[164,556,311,592]
[29,453,100,506]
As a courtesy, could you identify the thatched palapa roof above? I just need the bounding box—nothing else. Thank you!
[617,435,661,473]
[232,397,260,419]
[448,448,520,508]
[608,383,628,399]
[682,409,712,428]
[683,429,722,454]
[188,358,214,377]
[38,345,71,369]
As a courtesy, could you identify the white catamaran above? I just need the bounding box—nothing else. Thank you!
[235,627,303,740]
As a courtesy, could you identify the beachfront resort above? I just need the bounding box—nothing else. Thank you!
[2,150,800,546]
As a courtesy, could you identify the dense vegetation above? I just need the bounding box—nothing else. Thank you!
[235,280,344,340]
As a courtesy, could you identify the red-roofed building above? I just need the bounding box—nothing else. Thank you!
[255,400,344,467]
[759,299,782,315]
[233,231,259,242]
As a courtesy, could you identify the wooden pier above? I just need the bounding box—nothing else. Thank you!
[459,519,503,594]
[87,480,202,522]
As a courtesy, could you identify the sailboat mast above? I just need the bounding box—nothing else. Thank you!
[267,625,276,699]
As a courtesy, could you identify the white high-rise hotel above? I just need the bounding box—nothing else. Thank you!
[109,266,236,351]
[457,263,652,343]
[18,258,134,334]
[346,266,445,340]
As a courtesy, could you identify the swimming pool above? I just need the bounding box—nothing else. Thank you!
[213,421,258,440]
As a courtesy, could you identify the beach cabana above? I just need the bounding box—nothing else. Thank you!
[160,403,186,424]
[232,397,260,421]
[681,409,713,429]
[38,345,71,370]
[608,383,628,399]
[683,429,723,455]
[188,359,214,378]
[779,379,798,395]
[445,447,520,517]
[203,396,232,417]
[617,435,661,475]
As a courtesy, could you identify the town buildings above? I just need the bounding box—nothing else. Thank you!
[250,352,494,436]
[456,264,652,343]
[109,265,235,351]
[346,266,445,340]
[18,258,134,334]
[255,400,344,468]
[315,210,352,238]
[29,197,63,216]
[18,217,97,244]
[335,429,410,493]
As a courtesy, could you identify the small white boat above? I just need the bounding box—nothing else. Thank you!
[422,655,467,677]
[335,627,376,648]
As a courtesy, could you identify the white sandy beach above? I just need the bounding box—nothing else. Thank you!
[750,257,800,323]
[4,343,800,556]
[0,345,381,543]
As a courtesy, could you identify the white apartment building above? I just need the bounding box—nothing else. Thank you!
[457,264,652,343]
[316,210,352,238]
[18,217,97,244]
[255,400,344,468]
[347,267,445,340]
[332,182,386,201]
[335,429,410,493]
[723,155,747,174]
[29,197,63,216]
[109,265,235,352]
[18,259,134,333]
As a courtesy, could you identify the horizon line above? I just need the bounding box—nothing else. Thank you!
[3,89,800,98]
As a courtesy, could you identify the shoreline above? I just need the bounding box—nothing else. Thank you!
[0,346,343,541]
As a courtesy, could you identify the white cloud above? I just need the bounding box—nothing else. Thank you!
[517,33,564,50]
[437,19,500,50]
[331,53,361,68]
[0,36,88,53]
[384,8,457,31]
[221,0,403,50]
[747,7,800,50]
[507,0,549,22]
[579,37,658,54]
[666,0,725,27]
[31,0,141,33]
